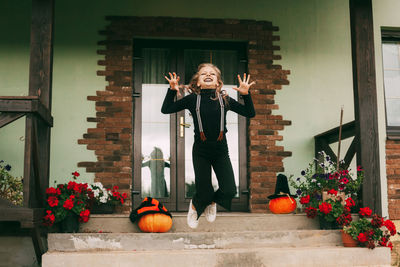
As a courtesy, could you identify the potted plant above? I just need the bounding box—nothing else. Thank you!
[290,151,364,229]
[87,182,128,214]
[0,160,23,206]
[42,172,93,233]
[342,206,397,249]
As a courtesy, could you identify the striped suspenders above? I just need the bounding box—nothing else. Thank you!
[195,93,225,141]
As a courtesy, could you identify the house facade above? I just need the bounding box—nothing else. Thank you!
[1,0,400,217]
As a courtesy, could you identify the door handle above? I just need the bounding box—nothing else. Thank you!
[180,117,184,137]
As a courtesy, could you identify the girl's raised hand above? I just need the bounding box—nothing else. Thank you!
[233,73,256,95]
[165,72,181,96]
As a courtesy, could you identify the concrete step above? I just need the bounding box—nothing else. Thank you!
[80,212,320,233]
[42,247,391,267]
[48,230,342,252]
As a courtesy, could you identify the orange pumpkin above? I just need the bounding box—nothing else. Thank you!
[138,213,172,233]
[269,196,297,214]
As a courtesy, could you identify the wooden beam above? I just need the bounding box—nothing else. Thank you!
[0,112,26,128]
[314,121,356,144]
[350,0,382,215]
[29,0,54,110]
[0,99,53,126]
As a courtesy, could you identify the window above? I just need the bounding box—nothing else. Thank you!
[382,29,400,138]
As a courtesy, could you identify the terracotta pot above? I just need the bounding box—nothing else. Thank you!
[341,230,358,247]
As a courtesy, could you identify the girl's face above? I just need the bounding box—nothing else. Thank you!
[197,66,219,89]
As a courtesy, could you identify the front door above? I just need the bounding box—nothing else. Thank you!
[132,40,248,211]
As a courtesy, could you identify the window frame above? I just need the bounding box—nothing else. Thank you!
[381,29,400,140]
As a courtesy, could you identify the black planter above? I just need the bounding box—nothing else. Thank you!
[318,216,339,230]
[59,213,80,233]
[90,203,115,214]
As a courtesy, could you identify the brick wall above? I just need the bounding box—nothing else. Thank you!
[78,16,291,213]
[387,140,400,219]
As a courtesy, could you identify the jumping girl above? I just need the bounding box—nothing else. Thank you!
[161,63,256,229]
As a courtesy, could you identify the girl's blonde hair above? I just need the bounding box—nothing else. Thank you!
[186,63,228,103]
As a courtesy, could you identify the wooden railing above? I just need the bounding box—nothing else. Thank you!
[314,120,358,170]
[0,96,53,263]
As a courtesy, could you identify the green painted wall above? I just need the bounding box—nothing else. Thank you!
[0,0,396,215]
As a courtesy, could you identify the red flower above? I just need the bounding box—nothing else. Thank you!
[333,172,340,179]
[340,170,349,176]
[46,187,58,195]
[338,184,345,190]
[357,165,363,172]
[300,195,310,204]
[327,189,337,196]
[47,196,59,207]
[387,242,393,250]
[57,184,64,189]
[69,195,76,199]
[371,214,384,228]
[345,197,355,207]
[42,210,55,227]
[339,178,349,184]
[63,199,74,210]
[72,171,80,177]
[67,181,77,190]
[383,220,397,236]
[121,193,128,200]
[318,202,332,215]
[379,237,388,246]
[113,185,119,191]
[336,213,352,226]
[357,232,368,243]
[79,209,90,223]
[359,207,372,217]
[305,207,317,218]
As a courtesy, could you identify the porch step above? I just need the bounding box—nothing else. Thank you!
[47,230,342,251]
[80,213,320,233]
[42,247,391,267]
[43,213,391,266]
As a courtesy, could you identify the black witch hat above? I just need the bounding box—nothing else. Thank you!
[267,174,297,199]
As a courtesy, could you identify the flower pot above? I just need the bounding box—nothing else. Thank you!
[341,230,358,247]
[59,213,80,233]
[90,203,115,214]
[318,216,339,230]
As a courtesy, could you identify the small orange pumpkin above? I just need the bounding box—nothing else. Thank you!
[269,196,297,214]
[138,213,172,233]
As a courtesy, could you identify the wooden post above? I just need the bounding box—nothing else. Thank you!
[349,0,382,215]
[24,0,54,208]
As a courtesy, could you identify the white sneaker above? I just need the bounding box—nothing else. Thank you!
[187,200,199,229]
[205,202,217,222]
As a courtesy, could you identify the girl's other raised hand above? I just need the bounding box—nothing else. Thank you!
[233,73,256,95]
[165,72,181,97]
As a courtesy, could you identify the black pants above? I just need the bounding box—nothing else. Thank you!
[191,138,237,218]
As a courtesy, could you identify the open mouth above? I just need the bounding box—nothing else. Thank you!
[204,78,213,82]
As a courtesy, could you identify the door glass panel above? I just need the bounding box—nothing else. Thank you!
[141,84,171,198]
[141,48,171,198]
[184,86,240,198]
